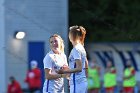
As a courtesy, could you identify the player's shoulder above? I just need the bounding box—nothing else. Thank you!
[43,51,54,61]
[45,51,54,56]
[75,44,85,51]
[72,46,83,54]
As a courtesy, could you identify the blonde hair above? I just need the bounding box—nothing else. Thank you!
[49,34,64,53]
[69,25,86,45]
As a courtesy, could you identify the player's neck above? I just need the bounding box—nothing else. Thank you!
[73,41,81,47]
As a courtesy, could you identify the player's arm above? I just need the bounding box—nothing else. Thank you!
[85,58,88,77]
[58,59,82,74]
[44,54,63,79]
[34,69,41,79]
[24,72,29,83]
[124,68,135,79]
[45,68,62,80]
[68,59,82,73]
[66,49,82,73]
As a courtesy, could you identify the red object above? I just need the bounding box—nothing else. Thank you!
[131,68,135,75]
[106,87,114,92]
[25,68,41,89]
[7,81,23,93]
[111,68,116,74]
[123,87,134,93]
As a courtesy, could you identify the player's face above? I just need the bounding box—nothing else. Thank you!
[126,60,131,67]
[50,36,61,53]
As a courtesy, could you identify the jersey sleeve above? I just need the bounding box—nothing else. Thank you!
[72,48,81,60]
[43,54,52,70]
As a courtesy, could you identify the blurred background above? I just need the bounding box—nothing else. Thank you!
[0,0,140,93]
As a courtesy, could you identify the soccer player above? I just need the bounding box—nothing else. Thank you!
[7,76,23,93]
[43,34,68,93]
[104,60,117,93]
[57,26,88,93]
[88,60,100,93]
[123,59,136,93]
[25,60,41,93]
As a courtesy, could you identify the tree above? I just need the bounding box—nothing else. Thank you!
[69,0,140,42]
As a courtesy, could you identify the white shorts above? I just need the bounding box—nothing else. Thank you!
[43,87,64,93]
[43,80,64,93]
[70,81,88,93]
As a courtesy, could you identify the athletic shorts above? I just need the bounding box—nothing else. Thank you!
[70,81,88,93]
[106,87,114,92]
[123,87,134,92]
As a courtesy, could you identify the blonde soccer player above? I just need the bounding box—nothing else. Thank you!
[43,34,69,93]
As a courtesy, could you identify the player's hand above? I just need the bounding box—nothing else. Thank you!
[61,65,69,70]
[56,65,69,74]
[56,69,65,74]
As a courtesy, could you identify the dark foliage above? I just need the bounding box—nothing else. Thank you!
[69,0,140,42]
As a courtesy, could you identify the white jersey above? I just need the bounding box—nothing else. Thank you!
[69,43,87,85]
[43,51,67,93]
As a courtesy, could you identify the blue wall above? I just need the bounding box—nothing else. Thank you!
[28,42,45,91]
